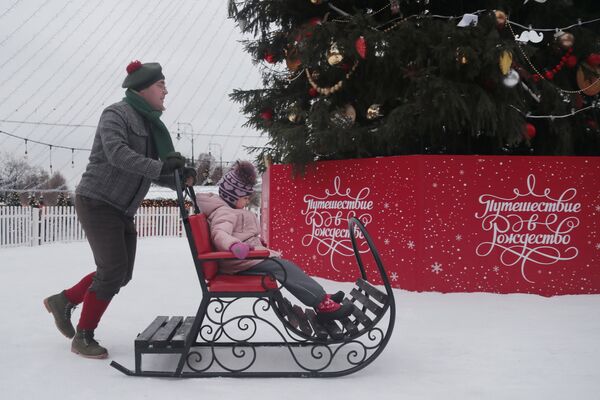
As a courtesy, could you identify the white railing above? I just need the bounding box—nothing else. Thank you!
[0,206,184,248]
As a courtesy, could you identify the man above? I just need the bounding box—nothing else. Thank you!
[43,61,195,359]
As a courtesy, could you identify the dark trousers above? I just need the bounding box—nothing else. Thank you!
[75,195,137,301]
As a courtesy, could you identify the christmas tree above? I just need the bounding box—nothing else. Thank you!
[228,0,600,168]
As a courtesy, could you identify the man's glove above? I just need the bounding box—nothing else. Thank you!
[160,152,186,175]
[182,167,197,186]
[229,242,254,259]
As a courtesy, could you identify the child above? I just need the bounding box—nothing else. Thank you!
[196,160,352,322]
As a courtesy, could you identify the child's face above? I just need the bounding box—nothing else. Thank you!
[235,195,251,209]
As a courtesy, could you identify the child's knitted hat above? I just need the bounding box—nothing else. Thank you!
[218,160,257,207]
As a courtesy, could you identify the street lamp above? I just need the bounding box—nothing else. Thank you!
[176,122,195,166]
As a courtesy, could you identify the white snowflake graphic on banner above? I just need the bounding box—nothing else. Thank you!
[390,272,399,282]
[431,262,443,274]
[455,234,462,241]
[407,240,415,249]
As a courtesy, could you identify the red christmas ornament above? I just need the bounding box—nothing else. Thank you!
[308,87,318,97]
[586,119,599,130]
[355,36,367,59]
[586,53,600,67]
[532,74,541,83]
[126,60,142,74]
[264,53,276,64]
[544,70,554,80]
[565,55,578,68]
[260,108,273,121]
[524,123,536,139]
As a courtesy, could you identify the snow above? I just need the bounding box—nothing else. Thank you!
[1,238,600,399]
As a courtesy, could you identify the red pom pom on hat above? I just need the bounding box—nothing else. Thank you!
[126,60,142,74]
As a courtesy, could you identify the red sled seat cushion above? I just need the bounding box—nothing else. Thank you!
[208,274,277,292]
[187,214,273,291]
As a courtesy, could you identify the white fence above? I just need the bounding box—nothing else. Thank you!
[0,206,184,248]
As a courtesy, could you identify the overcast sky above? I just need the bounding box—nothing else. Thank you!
[0,0,267,189]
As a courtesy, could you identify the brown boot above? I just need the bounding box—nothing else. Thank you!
[71,329,108,359]
[44,291,76,338]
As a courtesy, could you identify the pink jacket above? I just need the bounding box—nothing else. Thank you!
[196,193,275,274]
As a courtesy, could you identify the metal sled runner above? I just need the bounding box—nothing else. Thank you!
[111,172,396,377]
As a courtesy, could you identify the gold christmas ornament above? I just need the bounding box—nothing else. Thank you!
[310,0,323,4]
[285,47,301,72]
[499,50,513,75]
[576,62,600,96]
[555,31,575,50]
[327,42,344,66]
[366,104,383,120]
[495,10,507,29]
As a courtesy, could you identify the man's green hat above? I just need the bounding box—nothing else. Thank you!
[122,60,165,91]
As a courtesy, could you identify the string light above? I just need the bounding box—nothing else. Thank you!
[510,103,599,120]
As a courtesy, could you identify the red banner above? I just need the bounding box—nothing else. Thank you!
[262,155,600,296]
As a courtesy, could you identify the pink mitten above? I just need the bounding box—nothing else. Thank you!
[230,242,251,259]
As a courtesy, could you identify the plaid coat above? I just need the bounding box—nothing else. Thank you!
[76,101,173,216]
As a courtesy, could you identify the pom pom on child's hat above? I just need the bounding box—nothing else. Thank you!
[218,161,257,207]
[122,60,165,91]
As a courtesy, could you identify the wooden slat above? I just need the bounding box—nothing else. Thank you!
[135,316,169,347]
[321,320,344,340]
[149,316,184,348]
[350,288,383,316]
[279,297,300,329]
[339,316,359,336]
[292,305,313,336]
[171,316,196,348]
[356,279,388,304]
[304,309,329,340]
[343,299,373,327]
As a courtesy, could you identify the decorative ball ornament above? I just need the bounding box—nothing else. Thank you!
[260,108,273,124]
[264,52,276,64]
[327,42,344,66]
[310,0,323,4]
[366,104,383,120]
[456,48,468,65]
[285,47,302,72]
[495,10,507,29]
[503,68,520,87]
[565,55,578,68]
[586,53,600,67]
[499,50,513,75]
[555,31,575,50]
[330,104,356,128]
[576,62,600,96]
[524,123,536,139]
[308,87,319,97]
[355,36,367,59]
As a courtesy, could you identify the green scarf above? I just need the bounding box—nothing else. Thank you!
[124,89,175,161]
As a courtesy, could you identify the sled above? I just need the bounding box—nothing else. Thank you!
[110,171,396,377]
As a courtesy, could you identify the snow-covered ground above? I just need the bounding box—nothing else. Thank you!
[1,238,599,400]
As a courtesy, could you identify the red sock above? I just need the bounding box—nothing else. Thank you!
[77,290,110,331]
[64,272,96,304]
